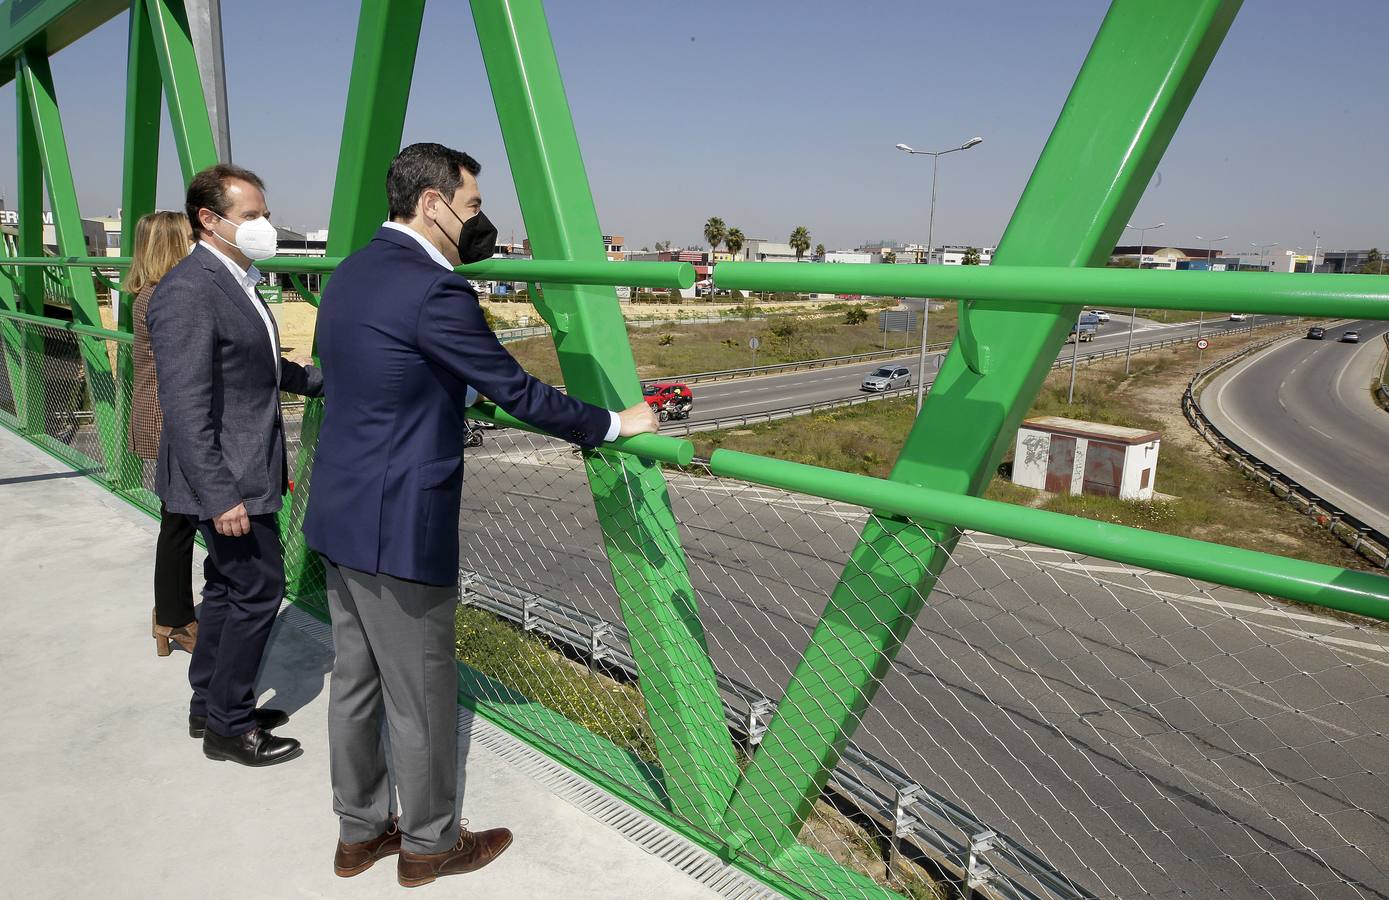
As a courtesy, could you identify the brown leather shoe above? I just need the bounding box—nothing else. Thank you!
[335,817,401,877]
[397,822,513,888]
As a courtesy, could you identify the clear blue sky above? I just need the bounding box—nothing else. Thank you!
[1,0,1385,258]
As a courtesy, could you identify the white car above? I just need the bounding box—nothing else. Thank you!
[1229,313,1249,321]
[1090,310,1111,322]
[861,366,911,392]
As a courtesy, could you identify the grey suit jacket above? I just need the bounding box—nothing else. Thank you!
[147,244,323,519]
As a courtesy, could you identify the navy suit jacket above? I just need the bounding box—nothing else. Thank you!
[303,226,611,586]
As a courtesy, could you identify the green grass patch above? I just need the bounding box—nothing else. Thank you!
[455,606,657,762]
[507,305,958,384]
[694,329,1374,570]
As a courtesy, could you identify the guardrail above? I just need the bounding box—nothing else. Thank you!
[1184,330,1389,569]
[665,316,1293,436]
[1377,333,1389,411]
[458,566,1088,900]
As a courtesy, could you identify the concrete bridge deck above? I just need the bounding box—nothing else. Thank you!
[0,427,736,899]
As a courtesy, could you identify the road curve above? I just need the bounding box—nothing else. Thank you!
[1201,320,1389,535]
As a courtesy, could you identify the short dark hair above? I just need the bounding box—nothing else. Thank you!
[387,143,481,221]
[186,163,267,236]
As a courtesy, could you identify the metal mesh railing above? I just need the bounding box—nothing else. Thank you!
[432,425,1389,900]
[8,310,1389,899]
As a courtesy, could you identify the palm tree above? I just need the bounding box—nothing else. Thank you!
[725,227,744,261]
[883,250,897,265]
[814,242,826,260]
[703,217,726,264]
[789,226,811,261]
[962,246,981,266]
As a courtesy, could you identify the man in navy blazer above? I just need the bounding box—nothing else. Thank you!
[304,143,656,885]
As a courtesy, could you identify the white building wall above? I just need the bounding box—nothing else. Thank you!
[1012,427,1050,491]
[1120,441,1160,500]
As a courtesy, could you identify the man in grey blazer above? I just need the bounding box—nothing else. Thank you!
[148,163,323,768]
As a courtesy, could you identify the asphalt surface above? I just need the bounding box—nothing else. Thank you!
[1201,320,1389,536]
[675,313,1280,428]
[456,438,1389,900]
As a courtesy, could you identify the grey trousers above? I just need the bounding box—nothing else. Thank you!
[324,559,460,854]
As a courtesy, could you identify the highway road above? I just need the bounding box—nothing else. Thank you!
[675,313,1282,428]
[1202,320,1389,536]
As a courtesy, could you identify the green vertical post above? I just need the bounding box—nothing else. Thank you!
[471,0,739,831]
[146,0,220,179]
[18,50,140,481]
[11,51,47,434]
[112,0,164,491]
[721,0,1244,864]
[282,0,427,606]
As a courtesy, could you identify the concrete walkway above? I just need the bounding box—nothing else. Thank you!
[0,428,730,899]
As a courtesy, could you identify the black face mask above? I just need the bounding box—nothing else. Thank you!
[438,200,497,265]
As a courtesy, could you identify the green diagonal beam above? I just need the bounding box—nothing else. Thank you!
[19,49,139,482]
[281,0,428,607]
[470,0,739,833]
[111,0,164,491]
[721,0,1245,864]
[146,0,220,178]
[9,53,48,435]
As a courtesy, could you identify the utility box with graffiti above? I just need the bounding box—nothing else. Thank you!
[1012,416,1161,501]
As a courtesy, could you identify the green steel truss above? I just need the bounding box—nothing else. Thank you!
[3,2,1388,898]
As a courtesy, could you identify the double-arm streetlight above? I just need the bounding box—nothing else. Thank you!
[1193,233,1228,338]
[1122,221,1164,375]
[1250,241,1278,271]
[895,136,984,411]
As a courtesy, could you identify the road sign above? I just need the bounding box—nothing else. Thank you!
[257,284,282,304]
[878,309,917,333]
[748,336,760,350]
[1196,338,1209,350]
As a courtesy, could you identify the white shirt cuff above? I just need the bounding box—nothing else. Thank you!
[465,386,479,407]
[604,411,621,443]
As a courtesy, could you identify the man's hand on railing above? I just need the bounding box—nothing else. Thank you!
[617,401,659,437]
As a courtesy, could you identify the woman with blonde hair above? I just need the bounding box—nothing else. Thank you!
[127,210,199,656]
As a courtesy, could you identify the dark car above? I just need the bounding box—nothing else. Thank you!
[1340,330,1360,343]
[1306,326,1326,340]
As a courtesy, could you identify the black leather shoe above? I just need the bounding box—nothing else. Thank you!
[189,708,289,739]
[203,727,303,767]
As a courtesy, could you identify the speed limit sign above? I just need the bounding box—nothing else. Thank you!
[1196,338,1209,350]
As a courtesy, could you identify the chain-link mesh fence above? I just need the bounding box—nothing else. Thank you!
[431,425,1389,900]
[8,310,1389,900]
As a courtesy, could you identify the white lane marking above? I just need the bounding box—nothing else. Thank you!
[1210,680,1356,737]
[1209,340,1389,526]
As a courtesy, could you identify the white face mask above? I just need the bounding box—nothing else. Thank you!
[213,212,278,261]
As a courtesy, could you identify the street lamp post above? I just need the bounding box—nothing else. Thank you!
[1310,231,1321,274]
[1122,221,1164,375]
[1250,241,1278,272]
[1194,233,1228,339]
[895,136,983,412]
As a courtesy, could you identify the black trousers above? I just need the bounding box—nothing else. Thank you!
[188,514,285,737]
[153,503,197,628]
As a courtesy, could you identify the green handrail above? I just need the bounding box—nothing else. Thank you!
[715,261,1389,319]
[708,448,1389,621]
[467,401,694,466]
[0,255,695,289]
[0,307,131,343]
